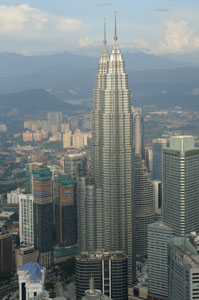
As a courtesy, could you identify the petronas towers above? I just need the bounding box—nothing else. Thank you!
[78,18,136,285]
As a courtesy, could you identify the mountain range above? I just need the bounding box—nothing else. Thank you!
[0,51,199,111]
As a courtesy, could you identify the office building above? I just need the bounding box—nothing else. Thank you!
[54,174,77,246]
[152,138,167,180]
[135,155,155,256]
[147,221,173,300]
[153,180,162,215]
[80,17,136,285]
[76,251,128,300]
[133,107,144,159]
[163,136,199,236]
[144,146,153,172]
[18,262,45,300]
[19,194,34,245]
[78,179,96,252]
[64,151,87,181]
[0,233,13,273]
[168,235,199,300]
[33,168,53,267]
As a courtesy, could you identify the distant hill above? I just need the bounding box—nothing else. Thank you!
[0,65,199,98]
[0,89,82,113]
[0,51,193,78]
[133,92,199,110]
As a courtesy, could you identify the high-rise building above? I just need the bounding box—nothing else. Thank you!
[19,194,34,245]
[18,262,45,300]
[78,179,96,252]
[153,179,162,215]
[144,146,153,172]
[32,168,53,267]
[63,129,72,148]
[152,138,167,180]
[79,17,136,285]
[135,155,154,256]
[64,151,87,181]
[133,107,144,159]
[0,233,13,273]
[47,112,62,125]
[76,251,128,300]
[54,174,77,246]
[163,136,199,236]
[147,222,173,300]
[168,235,199,300]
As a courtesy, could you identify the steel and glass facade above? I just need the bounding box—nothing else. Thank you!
[91,30,135,285]
[135,155,154,256]
[163,136,199,236]
[76,251,128,300]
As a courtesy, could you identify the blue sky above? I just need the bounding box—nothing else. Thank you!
[0,0,199,55]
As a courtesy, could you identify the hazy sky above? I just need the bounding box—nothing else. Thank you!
[1,0,199,55]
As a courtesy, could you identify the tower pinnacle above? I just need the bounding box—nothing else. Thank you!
[114,11,118,41]
[103,18,107,45]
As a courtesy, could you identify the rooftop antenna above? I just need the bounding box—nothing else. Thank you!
[104,18,107,45]
[114,11,118,41]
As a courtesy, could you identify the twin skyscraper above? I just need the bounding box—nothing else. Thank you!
[78,16,136,294]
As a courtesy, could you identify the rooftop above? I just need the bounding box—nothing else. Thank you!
[19,262,44,281]
[148,221,173,231]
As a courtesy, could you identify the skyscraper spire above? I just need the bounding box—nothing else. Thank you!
[114,11,118,41]
[99,18,109,69]
[103,18,107,45]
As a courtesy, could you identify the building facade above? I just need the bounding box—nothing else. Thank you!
[0,233,13,273]
[32,168,53,267]
[133,107,144,159]
[168,235,199,300]
[76,251,128,300]
[152,138,167,181]
[78,20,136,285]
[64,151,87,181]
[135,155,155,256]
[163,136,199,236]
[147,221,173,300]
[19,194,34,245]
[54,174,77,247]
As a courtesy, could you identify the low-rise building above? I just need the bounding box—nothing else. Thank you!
[18,262,45,300]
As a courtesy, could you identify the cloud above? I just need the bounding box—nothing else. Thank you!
[155,8,170,12]
[0,3,85,39]
[128,21,199,55]
[155,20,199,54]
[131,38,150,51]
[95,2,113,6]
[79,36,96,47]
